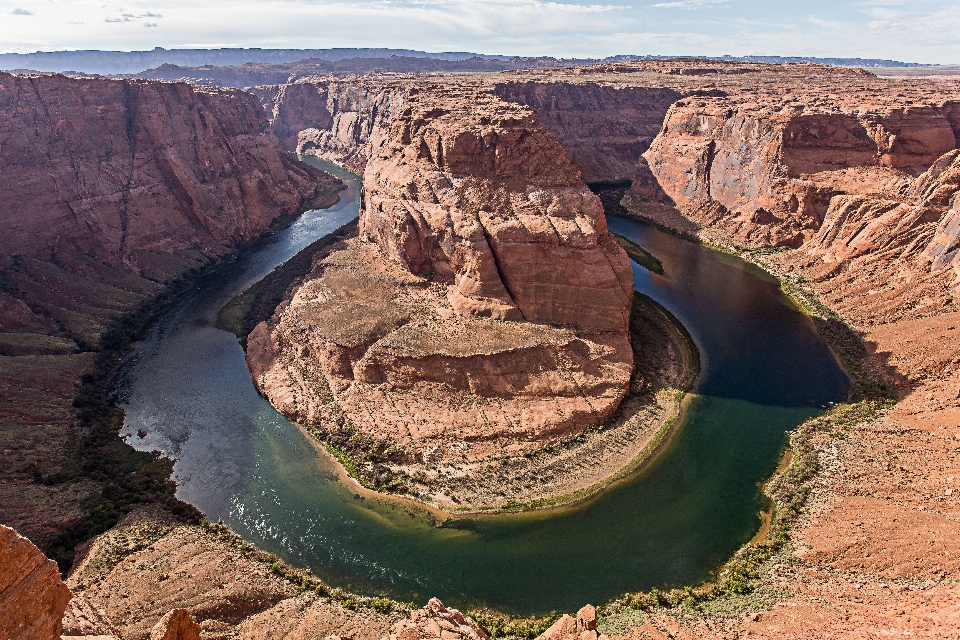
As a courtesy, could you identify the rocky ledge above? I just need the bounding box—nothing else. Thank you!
[245,88,663,508]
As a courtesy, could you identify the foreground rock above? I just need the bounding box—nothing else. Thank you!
[384,598,488,640]
[248,88,635,503]
[0,524,71,640]
[66,510,399,640]
[149,609,201,640]
[538,605,605,640]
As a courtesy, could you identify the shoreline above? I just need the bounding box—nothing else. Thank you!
[249,290,700,519]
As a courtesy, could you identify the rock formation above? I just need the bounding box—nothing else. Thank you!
[0,524,71,640]
[537,605,606,640]
[639,97,959,247]
[248,88,634,479]
[383,598,488,640]
[61,595,123,638]
[0,72,333,276]
[254,79,404,172]
[361,89,633,330]
[0,72,341,549]
[149,609,201,640]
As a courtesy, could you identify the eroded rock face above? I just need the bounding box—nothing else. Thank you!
[493,82,683,183]
[0,524,71,640]
[640,97,959,247]
[248,88,634,473]
[256,78,404,173]
[361,89,633,330]
[0,73,332,274]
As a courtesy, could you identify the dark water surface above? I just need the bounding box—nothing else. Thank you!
[116,159,850,614]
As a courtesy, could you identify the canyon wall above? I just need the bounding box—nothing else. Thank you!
[254,79,404,173]
[0,72,339,548]
[0,73,331,277]
[637,97,959,248]
[492,81,683,184]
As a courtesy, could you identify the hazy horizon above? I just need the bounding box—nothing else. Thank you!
[0,1,958,64]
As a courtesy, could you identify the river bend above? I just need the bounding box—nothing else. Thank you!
[115,158,850,614]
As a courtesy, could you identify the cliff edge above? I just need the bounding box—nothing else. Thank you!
[247,88,638,507]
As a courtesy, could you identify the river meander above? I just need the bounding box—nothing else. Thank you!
[115,157,850,615]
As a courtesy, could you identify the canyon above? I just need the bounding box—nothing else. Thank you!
[0,57,959,639]
[0,71,342,556]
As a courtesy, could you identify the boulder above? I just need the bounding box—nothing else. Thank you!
[384,598,488,640]
[0,524,71,640]
[149,609,201,640]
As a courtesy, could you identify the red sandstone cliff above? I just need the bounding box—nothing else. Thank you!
[361,89,634,330]
[493,81,683,184]
[254,78,403,173]
[638,97,959,248]
[0,73,332,277]
[248,88,634,484]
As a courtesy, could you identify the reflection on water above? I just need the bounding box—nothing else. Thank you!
[115,160,850,614]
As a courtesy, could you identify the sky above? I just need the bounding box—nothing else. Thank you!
[0,0,958,63]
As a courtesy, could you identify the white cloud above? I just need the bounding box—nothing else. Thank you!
[0,0,957,63]
[650,0,727,9]
[9,7,34,14]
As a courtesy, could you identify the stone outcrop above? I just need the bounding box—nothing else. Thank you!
[248,88,634,482]
[537,605,606,640]
[0,524,71,640]
[149,609,201,640]
[384,598,488,640]
[639,97,959,247]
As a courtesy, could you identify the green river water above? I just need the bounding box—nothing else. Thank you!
[116,158,850,614]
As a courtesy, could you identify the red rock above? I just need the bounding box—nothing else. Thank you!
[361,89,633,331]
[384,598,488,640]
[0,72,333,276]
[249,88,634,465]
[0,524,71,640]
[150,608,201,640]
[640,97,959,248]
[493,82,682,183]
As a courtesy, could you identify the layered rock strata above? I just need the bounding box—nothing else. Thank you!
[638,97,959,247]
[0,524,71,640]
[254,78,404,173]
[0,72,333,276]
[493,81,683,183]
[0,72,339,547]
[248,89,634,477]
